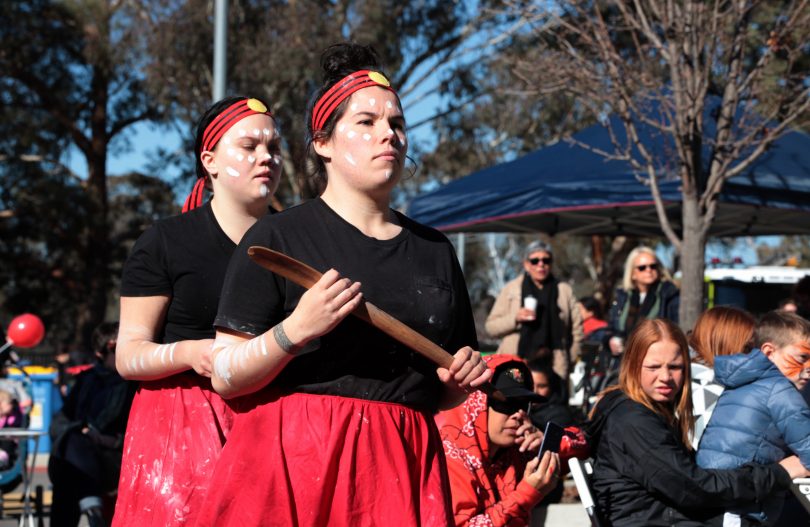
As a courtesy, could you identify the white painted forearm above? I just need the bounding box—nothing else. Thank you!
[115,324,191,380]
[210,326,297,399]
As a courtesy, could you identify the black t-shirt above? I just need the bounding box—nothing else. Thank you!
[215,198,478,412]
[120,202,236,344]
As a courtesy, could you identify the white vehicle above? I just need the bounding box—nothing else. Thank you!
[705,265,810,314]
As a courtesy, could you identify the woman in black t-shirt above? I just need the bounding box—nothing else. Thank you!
[195,43,491,526]
[112,96,282,526]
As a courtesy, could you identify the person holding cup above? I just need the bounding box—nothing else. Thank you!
[485,241,583,382]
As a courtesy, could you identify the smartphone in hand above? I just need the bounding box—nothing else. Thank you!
[537,421,565,459]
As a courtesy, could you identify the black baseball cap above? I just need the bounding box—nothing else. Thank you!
[489,361,546,414]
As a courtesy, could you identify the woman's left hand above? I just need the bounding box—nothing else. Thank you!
[515,416,543,453]
[436,346,492,392]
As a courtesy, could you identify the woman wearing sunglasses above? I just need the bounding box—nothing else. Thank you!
[607,246,680,356]
[486,241,583,382]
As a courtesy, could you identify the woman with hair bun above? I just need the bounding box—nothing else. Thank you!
[195,42,491,525]
[113,95,282,526]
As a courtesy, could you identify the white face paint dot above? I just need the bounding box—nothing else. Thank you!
[386,101,393,109]
[362,133,371,141]
[236,154,244,161]
[263,128,270,136]
[351,103,358,111]
[247,155,256,163]
[259,184,268,197]
[384,170,393,180]
[227,148,236,156]
[263,153,272,160]
[347,130,356,139]
[387,129,394,135]
[273,156,281,165]
[238,129,247,137]
[369,98,376,106]
[344,153,357,166]
[338,124,346,132]
[223,137,231,144]
[226,166,240,177]
[253,129,260,137]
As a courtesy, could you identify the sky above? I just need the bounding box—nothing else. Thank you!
[56,5,787,269]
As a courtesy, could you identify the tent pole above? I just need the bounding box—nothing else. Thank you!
[456,233,465,271]
[213,0,228,101]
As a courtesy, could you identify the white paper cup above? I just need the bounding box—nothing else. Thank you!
[523,296,538,312]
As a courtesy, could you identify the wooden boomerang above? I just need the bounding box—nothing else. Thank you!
[247,246,505,402]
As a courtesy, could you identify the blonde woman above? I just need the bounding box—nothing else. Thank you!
[607,246,679,355]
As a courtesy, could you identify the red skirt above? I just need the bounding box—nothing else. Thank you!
[194,391,454,527]
[112,373,234,526]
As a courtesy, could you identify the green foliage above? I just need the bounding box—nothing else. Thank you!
[0,0,509,354]
[141,0,488,205]
[0,0,172,354]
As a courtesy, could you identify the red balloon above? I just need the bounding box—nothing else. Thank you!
[6,313,45,348]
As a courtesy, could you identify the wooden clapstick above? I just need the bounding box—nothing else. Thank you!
[247,246,505,402]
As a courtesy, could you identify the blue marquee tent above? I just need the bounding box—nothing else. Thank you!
[407,109,810,237]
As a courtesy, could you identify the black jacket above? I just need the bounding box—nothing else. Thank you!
[585,390,792,527]
[608,280,680,339]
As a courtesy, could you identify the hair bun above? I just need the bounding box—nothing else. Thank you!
[320,42,381,84]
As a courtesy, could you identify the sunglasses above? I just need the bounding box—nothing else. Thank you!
[636,263,659,272]
[528,257,552,266]
[489,398,528,416]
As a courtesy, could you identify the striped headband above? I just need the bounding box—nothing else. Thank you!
[311,70,395,132]
[202,98,272,153]
[183,98,272,213]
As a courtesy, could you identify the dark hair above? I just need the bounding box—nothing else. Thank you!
[794,275,810,315]
[91,321,119,356]
[303,42,395,198]
[579,296,603,319]
[192,95,274,180]
[526,359,564,395]
[194,96,246,182]
[755,310,810,349]
[779,298,798,309]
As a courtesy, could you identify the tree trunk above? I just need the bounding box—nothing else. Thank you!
[75,62,111,349]
[679,197,706,332]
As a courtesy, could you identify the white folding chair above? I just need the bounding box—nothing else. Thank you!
[792,478,810,514]
[568,457,604,527]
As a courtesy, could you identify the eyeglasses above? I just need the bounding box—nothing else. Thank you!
[636,263,659,272]
[528,257,552,266]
